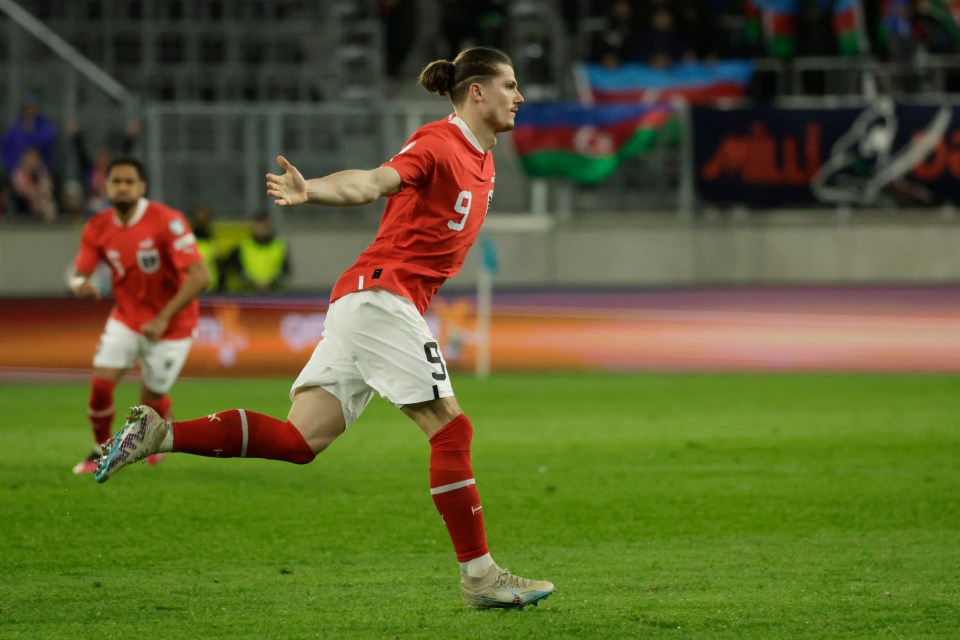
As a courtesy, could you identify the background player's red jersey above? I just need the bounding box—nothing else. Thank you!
[331,115,496,314]
[75,198,203,339]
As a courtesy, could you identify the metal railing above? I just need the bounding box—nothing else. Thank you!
[751,54,960,99]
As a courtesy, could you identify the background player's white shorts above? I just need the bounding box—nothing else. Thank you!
[93,318,193,394]
[291,288,454,427]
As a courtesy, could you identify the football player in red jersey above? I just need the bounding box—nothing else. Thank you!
[95,48,553,609]
[70,157,210,474]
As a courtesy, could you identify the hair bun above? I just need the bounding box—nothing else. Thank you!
[418,59,456,96]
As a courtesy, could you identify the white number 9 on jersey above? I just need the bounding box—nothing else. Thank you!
[448,190,472,231]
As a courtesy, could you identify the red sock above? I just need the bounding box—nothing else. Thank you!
[88,376,116,445]
[140,393,172,421]
[429,414,489,562]
[171,409,315,464]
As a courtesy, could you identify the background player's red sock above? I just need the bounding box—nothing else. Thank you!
[429,414,490,562]
[171,409,315,464]
[88,376,116,445]
[140,393,172,421]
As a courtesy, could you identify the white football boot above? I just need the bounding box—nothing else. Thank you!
[95,405,168,483]
[460,565,554,609]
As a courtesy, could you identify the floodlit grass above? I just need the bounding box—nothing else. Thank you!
[1,373,958,639]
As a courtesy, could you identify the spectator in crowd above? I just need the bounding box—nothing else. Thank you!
[0,172,10,219]
[380,0,418,77]
[112,118,143,157]
[59,179,89,222]
[437,0,505,58]
[796,0,839,56]
[592,0,641,67]
[880,0,918,61]
[914,0,960,54]
[743,0,869,59]
[590,0,719,67]
[1,90,57,177]
[677,0,723,60]
[63,117,142,216]
[189,203,222,291]
[85,146,115,214]
[221,211,291,293]
[634,2,696,67]
[10,147,58,222]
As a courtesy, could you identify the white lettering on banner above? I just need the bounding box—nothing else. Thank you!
[195,314,248,367]
[280,313,327,352]
[195,316,223,345]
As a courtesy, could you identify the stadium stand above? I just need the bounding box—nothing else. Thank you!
[3,0,960,220]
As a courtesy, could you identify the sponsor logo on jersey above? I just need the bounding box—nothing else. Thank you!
[137,248,161,274]
[169,219,186,235]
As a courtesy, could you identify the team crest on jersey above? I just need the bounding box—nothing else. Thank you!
[137,248,161,273]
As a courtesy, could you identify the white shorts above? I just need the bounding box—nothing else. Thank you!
[93,318,193,394]
[291,288,454,427]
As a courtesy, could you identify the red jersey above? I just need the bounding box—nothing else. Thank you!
[74,198,202,339]
[330,114,496,314]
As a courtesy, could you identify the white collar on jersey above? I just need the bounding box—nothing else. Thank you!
[449,115,485,154]
[113,197,148,227]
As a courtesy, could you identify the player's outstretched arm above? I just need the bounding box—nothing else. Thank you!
[266,156,400,208]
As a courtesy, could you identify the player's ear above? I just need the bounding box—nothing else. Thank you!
[469,82,483,101]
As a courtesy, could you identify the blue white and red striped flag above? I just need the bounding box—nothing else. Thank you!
[575,60,755,106]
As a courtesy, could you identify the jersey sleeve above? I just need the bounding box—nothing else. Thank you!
[381,133,438,190]
[74,222,101,274]
[160,208,203,270]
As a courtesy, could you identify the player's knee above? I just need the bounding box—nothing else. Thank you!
[287,416,343,458]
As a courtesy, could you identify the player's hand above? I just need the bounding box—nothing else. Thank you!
[141,316,169,341]
[69,277,101,300]
[266,155,307,206]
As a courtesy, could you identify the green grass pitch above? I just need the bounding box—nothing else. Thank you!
[1,373,959,639]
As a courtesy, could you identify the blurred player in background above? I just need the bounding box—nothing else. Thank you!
[95,47,553,610]
[70,157,210,473]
